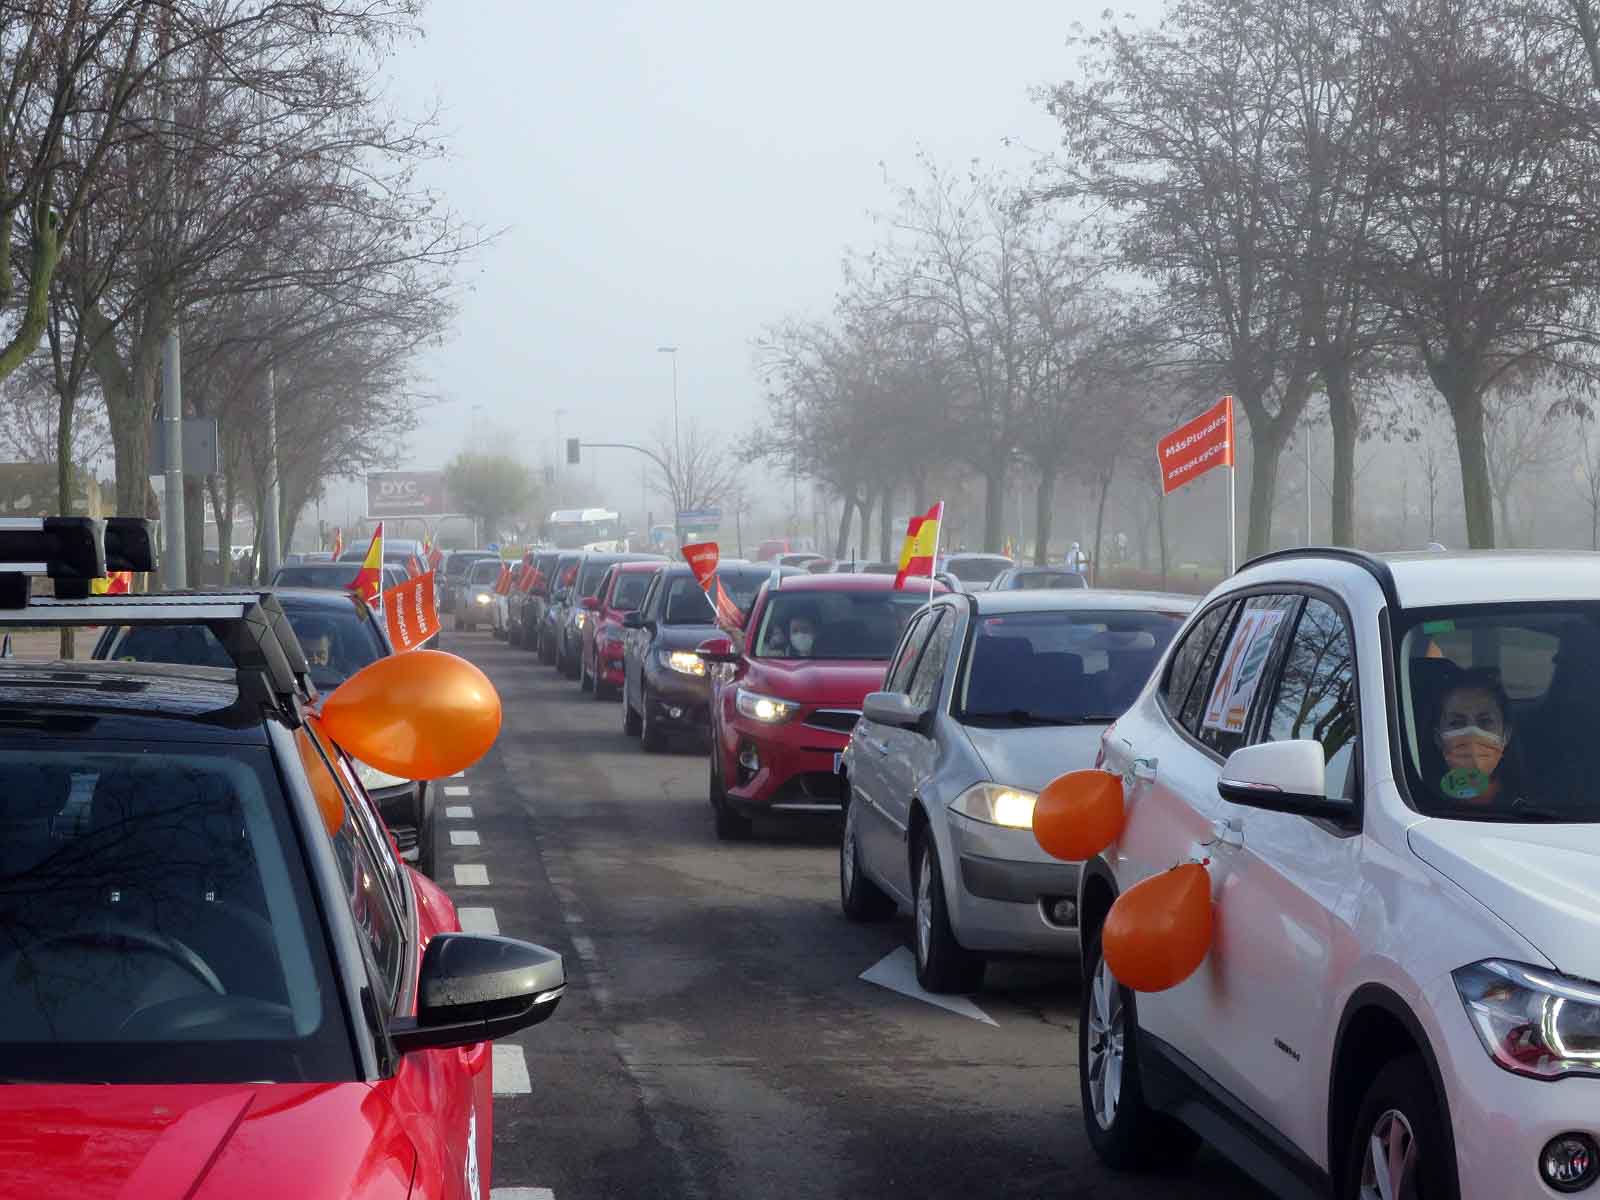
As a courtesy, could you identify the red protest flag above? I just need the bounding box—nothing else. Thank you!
[383,570,441,652]
[427,543,444,571]
[348,523,384,610]
[406,554,423,578]
[712,576,745,632]
[331,527,344,558]
[683,542,720,591]
[494,562,513,594]
[1157,395,1234,496]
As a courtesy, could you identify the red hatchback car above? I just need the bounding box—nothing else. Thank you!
[580,559,663,699]
[702,573,945,840]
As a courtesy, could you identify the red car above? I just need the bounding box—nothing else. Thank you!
[580,559,663,699]
[701,573,945,840]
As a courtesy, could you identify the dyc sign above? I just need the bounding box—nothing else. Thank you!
[366,471,453,518]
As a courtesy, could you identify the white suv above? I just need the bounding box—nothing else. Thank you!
[1070,548,1600,1200]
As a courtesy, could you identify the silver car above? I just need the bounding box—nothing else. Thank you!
[839,587,1195,993]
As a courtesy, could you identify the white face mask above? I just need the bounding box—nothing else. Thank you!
[791,629,814,654]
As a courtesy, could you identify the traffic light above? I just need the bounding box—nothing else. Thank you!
[566,437,580,465]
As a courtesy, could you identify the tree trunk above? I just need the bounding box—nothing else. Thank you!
[1325,366,1359,546]
[208,475,233,586]
[1444,390,1496,548]
[1495,490,1516,549]
[1092,464,1115,587]
[878,485,894,560]
[57,385,75,657]
[1033,467,1056,566]
[1245,421,1291,562]
[833,495,857,559]
[983,466,1005,552]
[184,476,205,586]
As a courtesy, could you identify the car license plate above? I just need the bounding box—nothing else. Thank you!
[833,751,844,775]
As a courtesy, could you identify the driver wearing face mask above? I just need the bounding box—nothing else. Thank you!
[1433,669,1514,805]
[786,615,817,657]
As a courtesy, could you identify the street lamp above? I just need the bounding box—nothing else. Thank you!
[657,346,680,546]
[553,407,568,509]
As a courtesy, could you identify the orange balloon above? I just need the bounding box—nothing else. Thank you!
[1032,770,1126,862]
[319,649,502,780]
[1102,862,1214,992]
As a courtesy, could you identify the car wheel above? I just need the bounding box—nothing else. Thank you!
[623,676,643,735]
[415,792,436,880]
[540,628,557,665]
[640,683,668,752]
[912,833,984,994]
[594,654,616,700]
[1341,1056,1457,1200]
[710,750,752,840]
[840,785,894,920]
[1079,930,1201,1171]
[580,650,595,693]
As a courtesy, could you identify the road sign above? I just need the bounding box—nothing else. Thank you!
[147,417,220,476]
[566,438,580,464]
[367,470,452,518]
[677,508,721,530]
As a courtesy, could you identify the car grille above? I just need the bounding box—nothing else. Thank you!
[805,708,861,734]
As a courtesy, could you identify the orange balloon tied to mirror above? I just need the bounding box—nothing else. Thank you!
[318,649,502,780]
[1102,862,1214,993]
[1032,769,1125,862]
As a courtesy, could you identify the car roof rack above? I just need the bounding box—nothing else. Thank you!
[0,518,312,722]
[1236,545,1399,609]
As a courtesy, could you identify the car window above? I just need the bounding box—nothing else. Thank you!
[612,571,653,610]
[1196,595,1299,758]
[1017,571,1086,590]
[717,568,770,611]
[298,730,406,1010]
[637,571,663,618]
[1165,601,1235,727]
[957,609,1184,725]
[884,610,931,692]
[281,602,386,690]
[906,611,954,710]
[754,590,927,660]
[468,560,501,584]
[596,566,616,605]
[577,560,611,596]
[663,575,714,625]
[0,739,353,1083]
[106,624,233,669]
[1265,598,1359,802]
[272,563,360,589]
[947,557,1010,584]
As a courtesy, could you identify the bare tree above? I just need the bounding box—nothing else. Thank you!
[1573,414,1600,549]
[648,419,741,540]
[1483,389,1564,546]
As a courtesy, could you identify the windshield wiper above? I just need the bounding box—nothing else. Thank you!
[963,710,1114,727]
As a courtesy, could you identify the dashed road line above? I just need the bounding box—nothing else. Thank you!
[454,864,490,886]
[490,1189,555,1199]
[445,784,471,797]
[492,1044,531,1095]
[450,829,481,846]
[458,906,499,935]
[446,804,474,818]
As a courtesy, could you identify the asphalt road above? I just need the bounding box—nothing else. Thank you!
[440,629,1267,1200]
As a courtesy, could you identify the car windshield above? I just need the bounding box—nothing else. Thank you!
[1010,571,1086,590]
[468,560,501,584]
[958,610,1184,725]
[754,590,927,659]
[717,568,771,612]
[611,572,654,610]
[272,563,359,589]
[577,561,611,596]
[448,553,494,578]
[0,741,353,1083]
[661,575,715,625]
[947,557,1010,583]
[1396,605,1600,822]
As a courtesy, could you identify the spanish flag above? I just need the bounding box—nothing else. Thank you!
[331,527,344,558]
[348,522,383,610]
[91,571,132,595]
[894,501,944,590]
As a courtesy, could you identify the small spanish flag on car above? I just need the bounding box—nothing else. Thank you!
[348,523,384,610]
[91,571,132,595]
[894,501,944,590]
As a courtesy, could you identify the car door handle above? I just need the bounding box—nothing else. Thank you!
[1211,816,1244,848]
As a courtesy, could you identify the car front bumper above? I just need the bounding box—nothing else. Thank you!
[946,812,1081,955]
[642,661,713,731]
[722,715,848,814]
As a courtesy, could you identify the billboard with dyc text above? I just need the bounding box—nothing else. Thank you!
[366,471,453,518]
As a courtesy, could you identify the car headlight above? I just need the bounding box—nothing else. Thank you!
[474,592,492,605]
[575,611,589,629]
[356,760,413,792]
[661,648,707,676]
[950,782,1038,829]
[736,687,798,722]
[1455,960,1600,1079]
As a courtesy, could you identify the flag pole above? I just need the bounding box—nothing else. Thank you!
[929,510,940,606]
[1227,462,1236,575]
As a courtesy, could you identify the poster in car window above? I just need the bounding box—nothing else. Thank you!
[1202,608,1285,734]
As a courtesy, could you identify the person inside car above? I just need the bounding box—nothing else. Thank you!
[1431,668,1516,806]
[764,610,818,657]
[302,628,335,669]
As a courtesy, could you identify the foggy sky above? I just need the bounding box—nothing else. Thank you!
[327,0,1155,530]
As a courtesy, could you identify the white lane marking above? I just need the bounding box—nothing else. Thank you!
[490,1190,555,1199]
[450,830,481,847]
[492,1044,531,1095]
[454,864,490,886]
[860,948,997,1026]
[445,785,471,797]
[458,906,499,935]
[446,805,474,819]
[451,770,465,778]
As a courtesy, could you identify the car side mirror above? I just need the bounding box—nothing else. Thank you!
[582,595,601,611]
[1217,740,1349,822]
[695,635,739,664]
[621,611,645,630]
[387,933,565,1054]
[862,691,927,730]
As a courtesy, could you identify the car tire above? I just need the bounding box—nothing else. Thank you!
[640,683,668,752]
[540,628,557,665]
[1079,930,1201,1171]
[710,750,752,840]
[594,654,616,700]
[580,650,595,693]
[623,679,643,735]
[840,785,894,920]
[912,833,984,994]
[1339,1056,1457,1200]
